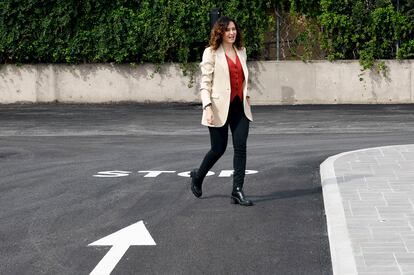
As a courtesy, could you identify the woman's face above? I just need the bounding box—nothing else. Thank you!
[222,21,237,44]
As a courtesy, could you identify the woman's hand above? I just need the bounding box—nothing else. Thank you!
[205,106,214,125]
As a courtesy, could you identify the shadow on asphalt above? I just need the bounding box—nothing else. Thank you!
[200,186,322,203]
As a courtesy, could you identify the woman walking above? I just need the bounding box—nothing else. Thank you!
[190,16,253,206]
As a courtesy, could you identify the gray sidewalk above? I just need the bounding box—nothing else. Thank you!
[321,144,414,275]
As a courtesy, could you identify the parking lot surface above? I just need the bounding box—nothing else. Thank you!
[2,103,414,274]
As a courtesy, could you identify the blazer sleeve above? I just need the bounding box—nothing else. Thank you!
[199,47,215,108]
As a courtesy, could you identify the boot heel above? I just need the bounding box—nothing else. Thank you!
[231,188,254,206]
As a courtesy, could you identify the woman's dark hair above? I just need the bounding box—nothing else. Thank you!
[209,16,243,50]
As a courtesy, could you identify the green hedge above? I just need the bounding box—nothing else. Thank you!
[0,0,272,64]
[0,0,412,68]
[318,0,414,69]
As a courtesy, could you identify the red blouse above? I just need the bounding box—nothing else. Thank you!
[225,53,245,102]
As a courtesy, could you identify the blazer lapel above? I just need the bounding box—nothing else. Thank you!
[235,47,248,81]
[216,46,230,79]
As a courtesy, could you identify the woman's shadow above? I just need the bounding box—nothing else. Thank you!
[201,186,322,203]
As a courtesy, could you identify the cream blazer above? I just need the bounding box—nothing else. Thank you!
[199,45,253,127]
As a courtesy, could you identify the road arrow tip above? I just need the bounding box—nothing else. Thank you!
[88,220,156,247]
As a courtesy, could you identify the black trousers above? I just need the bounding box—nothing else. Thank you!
[197,97,250,189]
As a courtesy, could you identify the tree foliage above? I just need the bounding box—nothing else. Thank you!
[0,0,273,64]
[0,0,413,68]
[318,0,413,69]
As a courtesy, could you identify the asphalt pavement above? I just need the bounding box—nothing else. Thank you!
[1,103,414,275]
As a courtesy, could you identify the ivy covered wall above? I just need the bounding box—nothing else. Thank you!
[316,0,414,69]
[0,0,272,64]
[0,0,413,68]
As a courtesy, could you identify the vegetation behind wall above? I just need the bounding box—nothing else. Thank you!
[0,0,413,71]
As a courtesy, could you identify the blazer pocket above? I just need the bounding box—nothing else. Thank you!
[210,93,220,99]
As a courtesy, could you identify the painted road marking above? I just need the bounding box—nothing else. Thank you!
[93,171,132,177]
[177,171,215,177]
[218,170,259,177]
[138,171,176,177]
[88,220,156,275]
[93,170,259,178]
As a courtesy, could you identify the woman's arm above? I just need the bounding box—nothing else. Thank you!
[199,47,215,109]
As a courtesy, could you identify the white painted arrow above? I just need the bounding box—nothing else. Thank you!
[88,220,156,275]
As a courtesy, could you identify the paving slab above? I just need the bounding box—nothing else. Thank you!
[321,145,414,275]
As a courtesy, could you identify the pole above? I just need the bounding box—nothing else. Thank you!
[276,4,280,61]
[396,0,400,56]
[210,8,220,31]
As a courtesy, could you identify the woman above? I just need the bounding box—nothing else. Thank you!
[190,16,253,206]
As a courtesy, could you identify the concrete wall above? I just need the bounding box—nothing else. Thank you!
[1,60,413,104]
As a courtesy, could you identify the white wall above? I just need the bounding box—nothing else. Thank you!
[1,60,413,104]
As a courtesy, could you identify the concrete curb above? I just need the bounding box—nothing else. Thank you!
[321,151,358,275]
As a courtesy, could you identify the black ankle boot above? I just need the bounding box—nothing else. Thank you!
[231,187,253,206]
[190,169,202,198]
